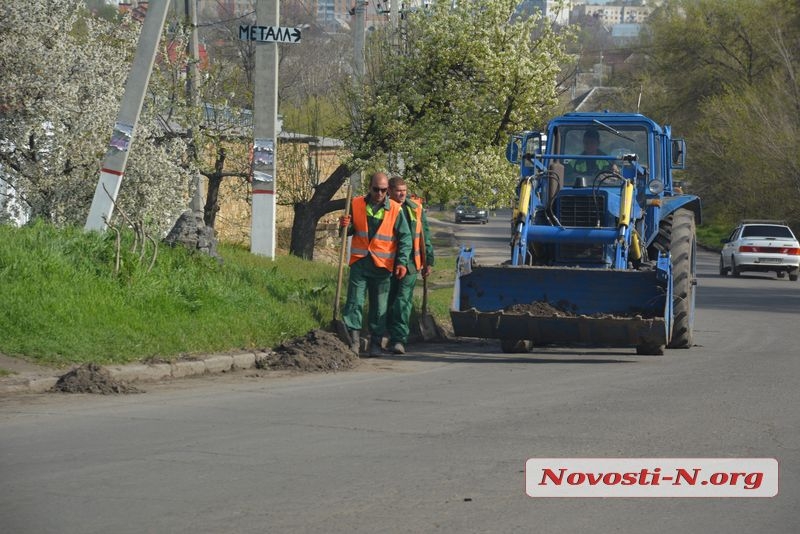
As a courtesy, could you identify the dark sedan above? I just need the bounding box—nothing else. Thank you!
[455,203,488,224]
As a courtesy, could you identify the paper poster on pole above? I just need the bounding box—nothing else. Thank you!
[252,138,275,184]
[109,122,134,152]
[253,138,274,166]
[253,171,274,184]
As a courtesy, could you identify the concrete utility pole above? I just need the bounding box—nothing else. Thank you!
[85,0,170,232]
[347,0,369,251]
[251,0,279,257]
[185,0,204,210]
[353,0,368,81]
[390,0,399,40]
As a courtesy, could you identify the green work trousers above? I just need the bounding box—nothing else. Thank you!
[387,271,419,344]
[342,258,392,345]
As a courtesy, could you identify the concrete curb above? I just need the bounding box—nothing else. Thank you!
[0,351,271,397]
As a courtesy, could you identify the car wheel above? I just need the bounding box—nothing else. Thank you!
[790,270,799,282]
[719,256,727,276]
[732,257,741,277]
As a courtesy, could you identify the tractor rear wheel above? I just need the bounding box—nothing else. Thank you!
[653,209,696,349]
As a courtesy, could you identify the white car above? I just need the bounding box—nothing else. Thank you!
[719,221,800,281]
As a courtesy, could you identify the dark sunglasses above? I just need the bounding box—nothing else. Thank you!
[372,187,388,193]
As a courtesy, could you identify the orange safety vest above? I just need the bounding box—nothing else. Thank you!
[349,196,401,270]
[405,201,424,270]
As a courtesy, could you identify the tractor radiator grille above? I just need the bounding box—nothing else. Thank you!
[557,195,606,227]
[556,194,607,262]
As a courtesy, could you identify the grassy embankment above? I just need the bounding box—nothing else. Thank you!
[0,222,456,369]
[696,223,728,252]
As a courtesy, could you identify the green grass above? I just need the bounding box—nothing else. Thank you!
[426,210,451,223]
[0,221,340,367]
[0,368,13,377]
[410,255,457,329]
[696,223,731,252]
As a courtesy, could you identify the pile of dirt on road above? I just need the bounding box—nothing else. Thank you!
[257,329,358,372]
[505,301,577,316]
[51,363,142,394]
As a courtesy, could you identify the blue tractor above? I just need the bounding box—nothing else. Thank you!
[450,112,701,355]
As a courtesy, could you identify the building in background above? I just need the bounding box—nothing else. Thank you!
[514,0,572,25]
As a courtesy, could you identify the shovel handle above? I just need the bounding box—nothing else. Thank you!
[422,274,429,315]
[333,180,353,321]
[420,211,430,315]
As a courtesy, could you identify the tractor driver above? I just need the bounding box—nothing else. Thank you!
[567,129,614,177]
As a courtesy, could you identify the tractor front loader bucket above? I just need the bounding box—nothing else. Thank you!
[450,263,672,352]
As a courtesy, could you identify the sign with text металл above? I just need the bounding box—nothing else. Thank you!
[239,25,301,44]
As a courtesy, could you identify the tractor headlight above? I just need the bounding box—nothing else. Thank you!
[648,179,665,194]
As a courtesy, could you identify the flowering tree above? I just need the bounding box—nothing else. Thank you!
[346,0,572,206]
[0,0,190,233]
[286,0,571,258]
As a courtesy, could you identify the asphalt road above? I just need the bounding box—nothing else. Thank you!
[448,208,513,265]
[2,214,799,533]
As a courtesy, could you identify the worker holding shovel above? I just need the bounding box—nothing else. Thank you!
[385,176,435,354]
[339,172,412,357]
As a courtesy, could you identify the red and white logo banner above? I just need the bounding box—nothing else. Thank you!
[526,458,778,498]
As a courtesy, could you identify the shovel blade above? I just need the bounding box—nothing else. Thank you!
[418,313,440,341]
[330,320,352,346]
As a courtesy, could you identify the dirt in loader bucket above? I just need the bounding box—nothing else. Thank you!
[504,301,658,320]
[257,329,359,372]
[505,301,577,316]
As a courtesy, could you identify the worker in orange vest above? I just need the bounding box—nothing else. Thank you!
[340,172,412,356]
[386,176,434,354]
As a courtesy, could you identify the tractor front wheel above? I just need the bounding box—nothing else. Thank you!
[636,343,665,356]
[653,209,697,349]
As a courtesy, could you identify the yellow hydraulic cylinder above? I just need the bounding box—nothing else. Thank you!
[517,179,532,222]
[618,181,634,229]
[630,230,642,261]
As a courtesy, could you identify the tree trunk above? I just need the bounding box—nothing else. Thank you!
[289,163,351,260]
[204,148,226,228]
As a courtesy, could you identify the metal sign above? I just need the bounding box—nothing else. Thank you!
[239,25,301,43]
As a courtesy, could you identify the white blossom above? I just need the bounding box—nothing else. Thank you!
[0,0,190,233]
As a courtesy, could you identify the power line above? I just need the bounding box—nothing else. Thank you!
[196,10,255,28]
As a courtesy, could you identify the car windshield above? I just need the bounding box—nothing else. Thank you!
[741,225,795,239]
